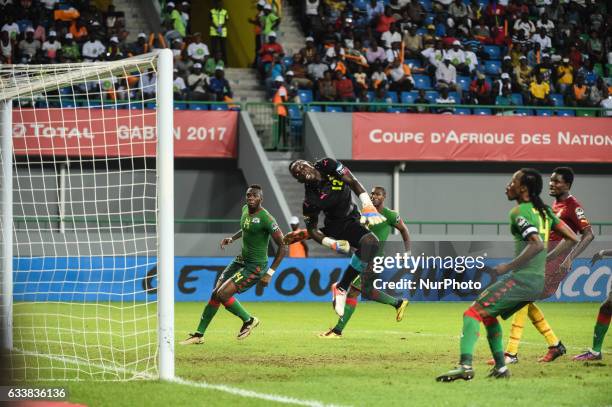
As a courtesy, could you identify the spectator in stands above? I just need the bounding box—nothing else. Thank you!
[375,6,396,38]
[265,54,285,98]
[334,70,355,102]
[449,0,469,24]
[586,30,603,63]
[41,30,61,63]
[385,40,402,64]
[187,32,210,64]
[467,73,491,105]
[209,0,229,63]
[435,58,460,98]
[365,38,386,66]
[536,12,554,37]
[556,57,573,94]
[307,53,328,83]
[463,44,479,76]
[167,2,186,37]
[601,93,612,117]
[387,58,413,93]
[353,64,368,91]
[129,33,150,57]
[370,62,387,90]
[403,24,423,59]
[435,87,456,114]
[171,38,184,59]
[205,50,225,76]
[493,73,512,99]
[381,22,401,50]
[531,27,552,54]
[369,86,391,112]
[180,1,191,34]
[513,12,534,39]
[433,0,453,13]
[422,40,444,76]
[187,63,209,101]
[529,72,552,106]
[59,33,80,63]
[588,77,608,108]
[262,3,280,42]
[175,46,193,77]
[284,71,300,102]
[258,31,283,77]
[207,66,232,101]
[317,69,337,101]
[565,75,590,107]
[0,29,12,63]
[104,4,125,37]
[105,36,124,61]
[500,55,514,76]
[495,85,515,112]
[18,27,40,63]
[173,68,187,100]
[324,41,345,64]
[82,35,106,62]
[289,53,313,89]
[300,36,318,64]
[249,0,265,62]
[444,40,467,75]
[163,19,182,45]
[533,53,554,90]
[409,88,428,113]
[69,19,88,44]
[366,0,385,25]
[140,69,156,100]
[303,0,322,35]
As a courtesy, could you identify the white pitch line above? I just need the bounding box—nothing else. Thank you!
[11,348,349,407]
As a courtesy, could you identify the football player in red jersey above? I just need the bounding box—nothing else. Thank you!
[489,167,594,365]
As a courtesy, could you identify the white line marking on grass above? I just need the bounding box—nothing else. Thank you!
[12,348,349,407]
[171,377,348,407]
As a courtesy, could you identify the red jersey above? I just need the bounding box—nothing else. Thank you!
[549,195,590,241]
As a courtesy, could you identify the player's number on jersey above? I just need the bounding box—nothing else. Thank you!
[331,179,343,191]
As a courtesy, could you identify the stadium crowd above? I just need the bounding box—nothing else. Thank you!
[0,0,238,103]
[260,0,612,114]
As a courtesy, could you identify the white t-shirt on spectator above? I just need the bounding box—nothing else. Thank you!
[386,48,401,63]
[381,31,402,49]
[536,19,555,35]
[463,50,478,72]
[422,47,443,66]
[435,62,457,84]
[1,23,19,38]
[513,20,535,37]
[41,0,58,9]
[173,77,186,92]
[305,0,319,15]
[42,40,61,58]
[141,73,157,97]
[325,47,345,60]
[531,34,551,51]
[444,49,465,65]
[601,97,612,117]
[82,40,106,60]
[187,73,208,93]
[187,42,210,61]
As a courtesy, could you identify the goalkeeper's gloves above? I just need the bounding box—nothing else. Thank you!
[359,192,386,226]
[283,229,310,245]
[322,237,351,254]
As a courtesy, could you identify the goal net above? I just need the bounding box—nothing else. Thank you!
[0,50,174,381]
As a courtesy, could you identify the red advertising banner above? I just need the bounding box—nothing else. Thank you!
[352,113,612,162]
[13,108,238,158]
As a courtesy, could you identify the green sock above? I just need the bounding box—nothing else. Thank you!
[361,276,399,306]
[459,311,481,366]
[593,310,611,353]
[224,297,251,322]
[485,318,505,368]
[333,299,358,333]
[196,300,220,334]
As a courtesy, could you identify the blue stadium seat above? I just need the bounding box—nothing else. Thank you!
[353,0,368,10]
[283,56,293,68]
[419,0,432,11]
[388,92,399,103]
[425,90,439,103]
[325,105,344,112]
[457,76,471,92]
[145,102,156,109]
[210,103,229,111]
[536,109,553,116]
[298,89,313,104]
[455,108,471,115]
[510,93,523,106]
[473,108,492,115]
[449,91,460,102]
[550,93,564,107]
[484,60,501,76]
[306,105,322,112]
[557,109,575,117]
[190,103,208,110]
[483,45,501,60]
[288,105,301,118]
[515,108,533,116]
[387,107,406,113]
[59,87,72,95]
[416,28,427,36]
[413,75,432,89]
[401,91,416,104]
[424,13,434,25]
[405,59,421,68]
[174,102,188,110]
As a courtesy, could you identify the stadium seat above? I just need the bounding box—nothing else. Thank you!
[325,105,344,112]
[510,93,523,106]
[401,91,416,104]
[473,108,492,115]
[413,75,432,89]
[484,60,501,76]
[457,76,471,92]
[448,91,460,102]
[536,109,553,116]
[353,0,368,10]
[283,56,293,68]
[576,110,597,117]
[405,59,421,68]
[455,108,471,115]
[174,102,188,110]
[190,103,208,110]
[514,108,533,116]
[424,14,434,25]
[419,0,432,11]
[425,90,438,103]
[145,102,156,109]
[210,103,229,111]
[416,28,427,36]
[550,93,564,107]
[387,107,406,113]
[557,109,575,117]
[288,105,301,118]
[306,105,322,112]
[388,92,399,103]
[483,45,501,60]
[298,90,313,104]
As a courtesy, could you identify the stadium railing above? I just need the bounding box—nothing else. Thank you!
[15,216,612,236]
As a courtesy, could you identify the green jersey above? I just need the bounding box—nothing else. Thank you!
[509,202,560,279]
[240,205,280,264]
[369,207,401,254]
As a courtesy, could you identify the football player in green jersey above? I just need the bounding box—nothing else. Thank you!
[318,186,411,338]
[180,185,286,345]
[437,169,578,382]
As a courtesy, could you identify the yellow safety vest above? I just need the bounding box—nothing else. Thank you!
[210,8,228,37]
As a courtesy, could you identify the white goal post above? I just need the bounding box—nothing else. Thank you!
[0,49,174,381]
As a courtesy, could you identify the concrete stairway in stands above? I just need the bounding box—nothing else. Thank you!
[113,0,154,41]
[277,1,306,57]
[224,68,267,103]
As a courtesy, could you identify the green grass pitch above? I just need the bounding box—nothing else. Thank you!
[12,302,612,406]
